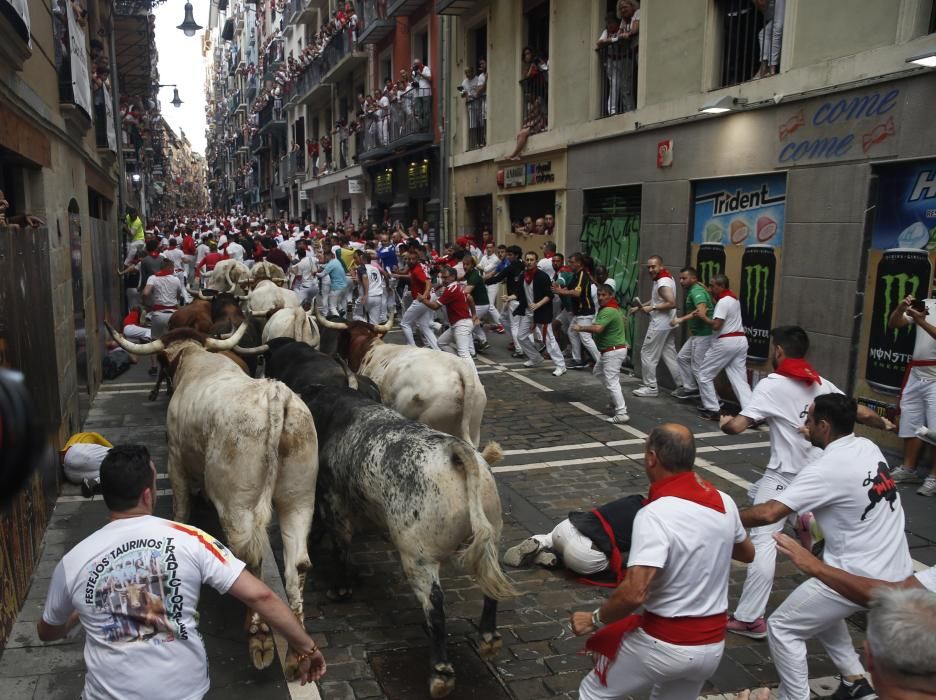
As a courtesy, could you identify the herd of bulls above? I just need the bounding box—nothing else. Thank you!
[106,262,512,698]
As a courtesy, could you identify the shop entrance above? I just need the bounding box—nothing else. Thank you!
[464,194,493,238]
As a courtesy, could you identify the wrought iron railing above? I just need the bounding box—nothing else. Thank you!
[598,41,637,118]
[718,0,783,87]
[466,94,486,150]
[519,75,548,133]
[258,101,285,129]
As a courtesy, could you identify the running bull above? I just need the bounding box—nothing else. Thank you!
[106,321,319,678]
[316,308,486,447]
[266,350,513,697]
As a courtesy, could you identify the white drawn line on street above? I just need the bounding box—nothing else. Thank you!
[100,381,158,388]
[96,388,157,394]
[261,539,323,700]
[698,442,771,454]
[568,401,648,439]
[503,442,605,456]
[505,371,553,392]
[502,438,769,457]
[57,489,173,503]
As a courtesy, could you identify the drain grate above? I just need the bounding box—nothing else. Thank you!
[368,644,511,700]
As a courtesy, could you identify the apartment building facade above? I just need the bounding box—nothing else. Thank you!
[444,0,936,430]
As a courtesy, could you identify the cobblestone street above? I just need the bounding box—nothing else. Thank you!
[2,329,934,700]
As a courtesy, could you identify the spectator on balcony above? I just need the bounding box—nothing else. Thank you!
[460,65,483,131]
[506,96,546,161]
[412,60,432,131]
[753,0,784,79]
[597,13,628,116]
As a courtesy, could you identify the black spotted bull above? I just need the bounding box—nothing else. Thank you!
[267,348,513,698]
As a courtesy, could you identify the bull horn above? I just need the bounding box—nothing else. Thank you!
[205,318,250,351]
[314,302,349,330]
[224,264,236,294]
[374,311,395,334]
[305,307,321,348]
[105,321,165,355]
[233,343,269,355]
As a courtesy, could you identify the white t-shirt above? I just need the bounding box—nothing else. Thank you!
[163,248,184,275]
[628,490,746,617]
[479,253,500,275]
[226,242,245,262]
[145,274,187,308]
[908,298,936,380]
[460,75,477,98]
[777,435,913,582]
[292,255,318,288]
[523,279,536,309]
[279,238,297,259]
[195,243,210,266]
[537,257,556,277]
[649,274,677,330]
[42,516,246,700]
[363,263,384,297]
[915,566,936,591]
[713,294,744,337]
[741,373,842,476]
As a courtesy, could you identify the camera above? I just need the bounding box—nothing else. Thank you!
[911,299,927,313]
[0,368,47,512]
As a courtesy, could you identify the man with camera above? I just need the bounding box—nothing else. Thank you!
[411,59,432,131]
[887,293,936,496]
[37,445,326,699]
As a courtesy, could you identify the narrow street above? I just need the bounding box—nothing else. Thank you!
[3,328,934,700]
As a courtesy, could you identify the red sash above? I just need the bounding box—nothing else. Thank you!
[718,331,745,339]
[578,509,624,588]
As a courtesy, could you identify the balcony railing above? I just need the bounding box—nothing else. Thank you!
[519,76,548,134]
[357,0,394,44]
[94,88,117,152]
[598,41,637,118]
[359,87,433,160]
[718,0,783,87]
[246,76,257,105]
[55,5,93,126]
[258,101,286,131]
[262,37,285,79]
[466,94,486,150]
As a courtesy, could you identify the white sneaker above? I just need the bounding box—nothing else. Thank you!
[632,386,658,398]
[503,537,542,567]
[611,412,631,424]
[918,476,936,497]
[522,360,540,368]
[890,465,926,484]
[552,367,567,377]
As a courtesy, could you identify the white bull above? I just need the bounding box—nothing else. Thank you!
[262,307,320,348]
[107,321,318,679]
[204,259,250,295]
[316,309,486,447]
[250,261,288,287]
[247,279,300,319]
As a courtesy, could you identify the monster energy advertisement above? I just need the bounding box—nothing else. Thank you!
[866,248,931,393]
[740,245,776,361]
[696,243,726,286]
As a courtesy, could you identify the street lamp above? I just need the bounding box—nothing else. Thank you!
[177,2,202,37]
[156,84,183,108]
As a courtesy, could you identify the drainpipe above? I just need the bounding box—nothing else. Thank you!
[108,13,127,281]
[438,13,449,244]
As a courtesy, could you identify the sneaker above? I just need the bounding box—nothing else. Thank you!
[698,408,721,421]
[493,324,505,334]
[507,342,516,351]
[917,476,936,497]
[512,350,526,359]
[81,477,101,499]
[503,538,542,567]
[477,341,491,353]
[522,360,541,368]
[829,676,877,700]
[632,386,659,398]
[727,615,768,640]
[533,550,559,569]
[671,386,699,399]
[552,367,567,377]
[890,465,926,483]
[611,412,631,424]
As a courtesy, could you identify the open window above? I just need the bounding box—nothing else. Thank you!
[715,0,784,88]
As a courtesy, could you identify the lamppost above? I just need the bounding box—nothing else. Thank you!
[156,84,183,108]
[177,2,202,37]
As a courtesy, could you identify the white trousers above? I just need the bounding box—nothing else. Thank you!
[734,470,791,622]
[472,304,501,343]
[768,578,865,700]
[506,300,522,347]
[487,281,500,308]
[698,335,753,411]
[327,287,350,317]
[438,318,478,374]
[297,283,318,308]
[401,298,440,350]
[677,335,712,391]
[122,324,152,343]
[640,326,680,390]
[532,519,608,575]
[595,348,628,414]
[384,278,398,318]
[518,314,565,369]
[363,294,384,324]
[579,628,724,700]
[898,372,936,437]
[759,0,785,66]
[570,314,601,365]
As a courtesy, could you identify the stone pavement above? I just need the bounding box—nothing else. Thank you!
[2,327,934,700]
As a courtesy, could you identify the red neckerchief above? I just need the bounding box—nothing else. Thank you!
[775,357,822,386]
[653,267,673,281]
[601,299,621,310]
[645,470,725,512]
[717,289,738,300]
[155,268,174,277]
[148,251,160,258]
[523,268,537,284]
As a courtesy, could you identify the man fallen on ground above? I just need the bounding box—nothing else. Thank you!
[37,444,326,699]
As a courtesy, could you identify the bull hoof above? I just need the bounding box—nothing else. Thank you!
[325,587,353,602]
[429,663,455,699]
[248,625,275,670]
[477,631,502,660]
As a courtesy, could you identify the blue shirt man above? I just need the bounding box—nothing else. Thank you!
[323,256,348,290]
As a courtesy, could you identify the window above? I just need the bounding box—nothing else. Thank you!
[468,23,486,68]
[413,29,429,67]
[524,0,549,60]
[379,52,392,85]
[716,0,783,88]
[930,0,936,33]
[597,0,638,117]
[465,22,487,150]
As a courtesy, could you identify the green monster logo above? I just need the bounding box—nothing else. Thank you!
[698,260,721,285]
[745,264,771,315]
[882,273,920,340]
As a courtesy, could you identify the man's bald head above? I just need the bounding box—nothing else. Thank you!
[646,423,695,473]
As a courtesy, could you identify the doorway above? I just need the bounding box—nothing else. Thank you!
[68,199,90,424]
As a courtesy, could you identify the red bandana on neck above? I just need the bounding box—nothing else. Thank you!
[601,298,621,310]
[775,357,822,385]
[155,268,174,277]
[645,470,725,512]
[717,289,738,300]
[523,268,537,284]
[653,267,673,281]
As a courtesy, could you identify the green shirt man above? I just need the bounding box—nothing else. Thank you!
[594,300,630,351]
[684,281,714,336]
[464,268,489,306]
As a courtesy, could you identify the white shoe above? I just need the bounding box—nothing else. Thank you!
[918,476,936,497]
[503,537,542,567]
[611,412,631,424]
[890,465,926,484]
[632,386,658,397]
[552,367,567,377]
[522,360,540,368]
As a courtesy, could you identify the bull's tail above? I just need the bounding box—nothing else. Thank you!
[457,362,485,447]
[452,442,516,601]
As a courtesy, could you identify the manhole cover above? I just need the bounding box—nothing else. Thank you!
[369,644,510,700]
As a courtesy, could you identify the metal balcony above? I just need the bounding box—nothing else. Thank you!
[436,0,482,14]
[387,0,424,17]
[258,102,287,133]
[358,87,433,162]
[357,0,394,45]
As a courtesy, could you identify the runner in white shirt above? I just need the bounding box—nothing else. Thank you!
[354,250,386,324]
[694,274,753,414]
[225,238,245,263]
[632,255,680,397]
[290,248,319,308]
[887,294,936,494]
[143,258,192,339]
[478,242,502,307]
[37,445,325,700]
[162,240,185,287]
[721,326,895,638]
[571,424,753,700]
[741,394,912,700]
